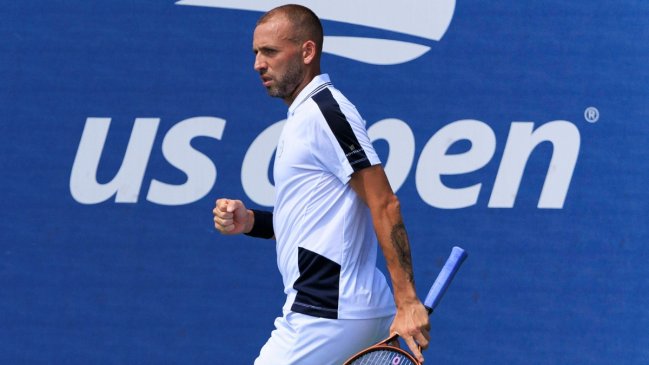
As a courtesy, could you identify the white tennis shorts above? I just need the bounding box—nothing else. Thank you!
[254,312,393,365]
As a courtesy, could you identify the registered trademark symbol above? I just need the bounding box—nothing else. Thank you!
[584,107,600,123]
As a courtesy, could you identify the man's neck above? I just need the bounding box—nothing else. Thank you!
[283,68,321,106]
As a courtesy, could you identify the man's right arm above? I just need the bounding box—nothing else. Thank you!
[213,199,274,239]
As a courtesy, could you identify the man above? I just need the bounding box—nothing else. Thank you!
[212,5,430,364]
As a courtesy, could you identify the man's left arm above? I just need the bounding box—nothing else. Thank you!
[349,164,431,363]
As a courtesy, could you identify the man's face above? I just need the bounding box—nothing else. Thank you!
[252,16,305,102]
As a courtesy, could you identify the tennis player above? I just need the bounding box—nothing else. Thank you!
[213,4,430,364]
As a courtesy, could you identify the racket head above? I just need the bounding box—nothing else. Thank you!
[343,334,419,365]
[343,343,419,365]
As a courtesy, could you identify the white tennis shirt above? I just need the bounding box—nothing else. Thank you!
[273,74,396,320]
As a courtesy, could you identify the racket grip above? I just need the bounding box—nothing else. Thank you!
[424,246,467,313]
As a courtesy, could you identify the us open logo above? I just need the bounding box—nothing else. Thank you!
[175,0,456,65]
[70,1,582,209]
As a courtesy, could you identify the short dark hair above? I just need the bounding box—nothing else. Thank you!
[257,4,323,54]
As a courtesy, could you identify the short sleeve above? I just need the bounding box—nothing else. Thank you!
[310,88,380,184]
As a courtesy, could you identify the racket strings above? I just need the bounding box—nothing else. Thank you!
[349,349,416,365]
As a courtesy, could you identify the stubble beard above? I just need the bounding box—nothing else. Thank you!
[267,59,304,100]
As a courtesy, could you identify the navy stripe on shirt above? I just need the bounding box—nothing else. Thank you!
[311,88,371,171]
[292,247,340,319]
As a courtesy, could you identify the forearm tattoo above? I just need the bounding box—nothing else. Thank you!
[390,222,414,283]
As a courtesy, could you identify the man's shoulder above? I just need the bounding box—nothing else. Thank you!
[310,86,360,118]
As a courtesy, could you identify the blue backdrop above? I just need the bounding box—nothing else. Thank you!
[1,1,648,364]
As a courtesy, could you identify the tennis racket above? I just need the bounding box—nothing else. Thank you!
[342,246,468,365]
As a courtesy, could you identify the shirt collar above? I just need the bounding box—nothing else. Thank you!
[287,73,332,117]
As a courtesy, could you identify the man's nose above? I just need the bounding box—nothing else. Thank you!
[254,54,266,72]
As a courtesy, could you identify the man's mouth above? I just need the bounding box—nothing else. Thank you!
[260,75,273,87]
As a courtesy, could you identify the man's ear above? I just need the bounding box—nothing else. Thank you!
[302,40,317,65]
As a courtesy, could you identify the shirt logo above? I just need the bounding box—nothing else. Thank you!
[176,0,456,65]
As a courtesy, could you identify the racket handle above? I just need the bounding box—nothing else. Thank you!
[424,246,468,313]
